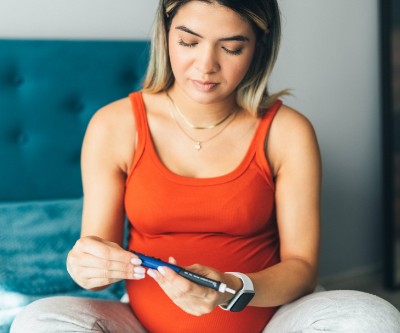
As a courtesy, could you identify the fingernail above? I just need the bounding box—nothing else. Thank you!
[134,273,145,280]
[131,258,142,265]
[134,266,145,274]
[169,257,177,264]
[147,269,157,279]
[158,267,166,276]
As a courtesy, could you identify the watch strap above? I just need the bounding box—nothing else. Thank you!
[219,272,255,312]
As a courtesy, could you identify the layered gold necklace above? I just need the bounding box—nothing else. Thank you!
[166,91,237,150]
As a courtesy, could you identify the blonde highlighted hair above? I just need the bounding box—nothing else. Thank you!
[143,0,286,117]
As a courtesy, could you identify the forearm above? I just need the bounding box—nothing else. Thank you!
[248,258,318,307]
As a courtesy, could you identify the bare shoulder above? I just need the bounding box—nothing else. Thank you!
[88,97,133,132]
[268,104,320,173]
[269,104,318,150]
[272,104,316,139]
[86,91,163,138]
[82,97,136,174]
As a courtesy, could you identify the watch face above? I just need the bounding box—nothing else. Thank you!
[230,292,255,312]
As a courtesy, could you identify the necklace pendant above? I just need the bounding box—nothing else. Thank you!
[194,142,202,150]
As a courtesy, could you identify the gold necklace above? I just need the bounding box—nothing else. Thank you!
[166,91,235,130]
[167,94,237,150]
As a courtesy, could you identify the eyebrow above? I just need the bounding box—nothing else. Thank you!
[175,25,250,42]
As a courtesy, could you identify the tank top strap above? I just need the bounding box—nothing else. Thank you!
[127,91,148,182]
[254,100,282,189]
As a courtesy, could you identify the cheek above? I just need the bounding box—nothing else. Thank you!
[226,56,254,83]
[169,45,190,77]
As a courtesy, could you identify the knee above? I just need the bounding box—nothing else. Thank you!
[329,290,400,331]
[303,290,400,332]
[10,296,74,333]
[266,290,400,333]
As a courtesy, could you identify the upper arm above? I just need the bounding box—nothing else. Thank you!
[80,98,135,245]
[268,106,321,274]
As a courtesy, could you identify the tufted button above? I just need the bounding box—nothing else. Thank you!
[12,75,24,86]
[10,129,29,145]
[120,70,137,85]
[64,96,85,114]
[2,69,24,87]
[72,101,84,113]
[69,150,81,164]
[16,132,28,145]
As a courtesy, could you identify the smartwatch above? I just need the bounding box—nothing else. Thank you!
[219,272,255,312]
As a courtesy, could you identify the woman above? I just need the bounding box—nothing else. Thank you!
[11,1,400,332]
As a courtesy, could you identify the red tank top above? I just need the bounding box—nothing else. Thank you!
[125,92,282,333]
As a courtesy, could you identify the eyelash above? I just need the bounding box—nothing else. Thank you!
[178,39,196,48]
[223,47,243,56]
[178,39,243,56]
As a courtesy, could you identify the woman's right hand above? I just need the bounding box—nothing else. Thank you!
[66,235,144,290]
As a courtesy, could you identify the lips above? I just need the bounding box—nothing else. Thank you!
[192,80,218,92]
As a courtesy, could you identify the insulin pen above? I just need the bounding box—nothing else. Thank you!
[131,251,236,295]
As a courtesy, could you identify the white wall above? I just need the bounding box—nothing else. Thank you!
[270,0,382,279]
[0,0,158,39]
[0,0,383,279]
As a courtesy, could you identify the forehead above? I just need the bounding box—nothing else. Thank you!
[171,1,254,36]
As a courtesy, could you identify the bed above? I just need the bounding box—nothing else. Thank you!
[0,39,150,332]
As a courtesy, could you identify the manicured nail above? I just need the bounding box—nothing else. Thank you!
[131,258,142,265]
[158,267,166,276]
[147,269,157,279]
[134,273,145,280]
[134,266,145,274]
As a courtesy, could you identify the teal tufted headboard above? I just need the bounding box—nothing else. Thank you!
[0,39,150,202]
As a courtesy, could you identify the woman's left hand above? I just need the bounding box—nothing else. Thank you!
[147,258,239,316]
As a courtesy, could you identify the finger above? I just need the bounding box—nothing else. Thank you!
[69,265,145,290]
[168,257,178,265]
[69,253,141,274]
[185,263,222,282]
[147,268,214,315]
[74,237,136,263]
[147,268,170,286]
[81,277,122,290]
[67,252,145,283]
[163,264,221,302]
[151,266,205,298]
[76,266,146,280]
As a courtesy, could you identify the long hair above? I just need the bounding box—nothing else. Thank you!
[142,0,286,117]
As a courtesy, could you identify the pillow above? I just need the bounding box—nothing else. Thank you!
[0,197,126,333]
[0,198,84,295]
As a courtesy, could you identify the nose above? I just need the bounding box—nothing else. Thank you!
[195,44,220,74]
